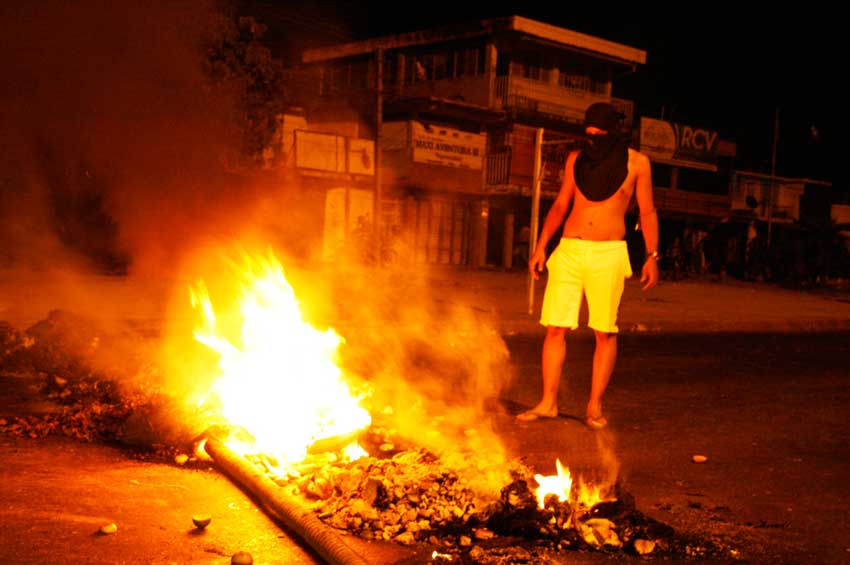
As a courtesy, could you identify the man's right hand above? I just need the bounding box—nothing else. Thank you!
[529,248,547,280]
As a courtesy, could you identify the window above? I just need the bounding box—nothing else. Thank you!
[488,130,508,151]
[455,47,483,77]
[432,52,451,80]
[404,49,458,83]
[408,56,429,83]
[558,56,606,94]
[521,52,549,81]
[323,61,371,92]
[513,54,546,81]
[559,73,592,91]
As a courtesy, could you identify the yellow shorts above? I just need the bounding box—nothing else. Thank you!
[540,238,633,333]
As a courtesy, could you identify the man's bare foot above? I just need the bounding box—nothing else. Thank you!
[586,401,606,429]
[516,404,558,422]
[585,415,608,430]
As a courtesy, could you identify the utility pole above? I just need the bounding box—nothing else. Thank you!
[767,107,779,246]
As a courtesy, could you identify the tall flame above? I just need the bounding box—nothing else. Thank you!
[190,252,371,469]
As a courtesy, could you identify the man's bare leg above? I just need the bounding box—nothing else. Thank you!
[586,330,617,428]
[517,326,568,420]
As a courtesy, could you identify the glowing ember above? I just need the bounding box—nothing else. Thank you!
[534,458,609,510]
[190,252,371,470]
[342,440,369,461]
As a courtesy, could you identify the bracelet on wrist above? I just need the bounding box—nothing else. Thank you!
[645,250,660,261]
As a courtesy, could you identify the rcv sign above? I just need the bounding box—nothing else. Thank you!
[674,124,718,152]
[640,118,719,170]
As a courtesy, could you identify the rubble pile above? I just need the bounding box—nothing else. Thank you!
[245,430,681,560]
[291,448,500,546]
[0,312,189,448]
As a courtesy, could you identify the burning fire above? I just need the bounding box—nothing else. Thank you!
[534,459,609,511]
[190,251,371,471]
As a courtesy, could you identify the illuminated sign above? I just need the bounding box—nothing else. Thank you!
[639,117,719,171]
[411,122,485,170]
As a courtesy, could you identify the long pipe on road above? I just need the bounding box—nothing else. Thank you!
[204,433,369,565]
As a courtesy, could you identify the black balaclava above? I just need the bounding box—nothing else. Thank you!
[574,102,630,202]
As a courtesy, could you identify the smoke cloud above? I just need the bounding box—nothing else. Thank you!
[0,0,303,323]
[1,2,517,492]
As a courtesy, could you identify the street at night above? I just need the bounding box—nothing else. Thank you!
[3,271,850,564]
[1,2,846,564]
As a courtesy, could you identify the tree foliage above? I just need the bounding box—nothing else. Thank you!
[204,12,284,166]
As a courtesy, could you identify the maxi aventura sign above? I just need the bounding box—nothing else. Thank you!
[639,117,719,171]
[411,122,485,170]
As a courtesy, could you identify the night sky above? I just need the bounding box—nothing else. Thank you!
[243,1,839,189]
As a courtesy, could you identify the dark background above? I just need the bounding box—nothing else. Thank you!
[241,1,839,189]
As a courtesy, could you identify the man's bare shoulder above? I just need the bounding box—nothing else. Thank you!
[627,148,651,169]
[563,150,580,175]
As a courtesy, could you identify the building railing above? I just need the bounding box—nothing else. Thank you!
[493,76,634,125]
[653,187,730,218]
[486,150,511,185]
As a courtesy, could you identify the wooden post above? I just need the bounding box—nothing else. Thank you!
[767,107,779,246]
[528,127,544,315]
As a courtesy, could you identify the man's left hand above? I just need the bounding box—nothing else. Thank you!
[640,258,659,290]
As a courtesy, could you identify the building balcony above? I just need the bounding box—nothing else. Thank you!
[487,148,732,220]
[494,76,633,127]
[653,187,730,220]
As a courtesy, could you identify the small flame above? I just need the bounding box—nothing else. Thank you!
[534,458,573,508]
[193,438,212,461]
[342,441,368,462]
[534,458,609,510]
[191,251,371,470]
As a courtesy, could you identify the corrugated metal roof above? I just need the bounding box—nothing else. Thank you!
[303,15,645,66]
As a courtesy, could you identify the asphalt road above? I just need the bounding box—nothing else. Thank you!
[500,331,850,564]
[2,331,849,564]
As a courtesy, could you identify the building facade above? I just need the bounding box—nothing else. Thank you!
[288,16,645,268]
[271,15,841,279]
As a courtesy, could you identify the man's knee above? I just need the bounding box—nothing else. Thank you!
[546,326,569,340]
[594,330,617,344]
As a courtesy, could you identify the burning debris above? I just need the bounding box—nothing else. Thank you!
[0,250,730,563]
[184,250,727,561]
[197,419,680,562]
[209,417,735,563]
[189,252,373,470]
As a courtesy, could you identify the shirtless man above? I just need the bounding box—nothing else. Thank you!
[517,102,659,429]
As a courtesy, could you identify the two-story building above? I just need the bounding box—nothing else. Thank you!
[287,16,646,268]
[272,15,844,280]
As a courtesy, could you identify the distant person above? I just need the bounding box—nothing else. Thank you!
[517,102,659,430]
[665,236,683,280]
[513,225,531,270]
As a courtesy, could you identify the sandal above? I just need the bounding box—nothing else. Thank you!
[585,416,608,430]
